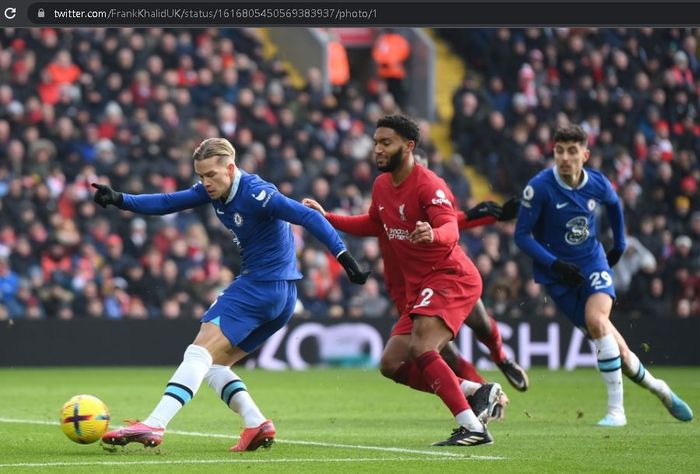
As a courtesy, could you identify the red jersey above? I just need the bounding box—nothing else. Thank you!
[368,164,478,303]
[325,169,493,315]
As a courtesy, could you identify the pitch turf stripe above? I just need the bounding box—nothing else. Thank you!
[0,417,506,461]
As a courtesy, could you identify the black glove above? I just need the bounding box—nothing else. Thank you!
[606,248,623,267]
[466,201,502,220]
[91,183,123,208]
[337,250,371,285]
[498,197,520,221]
[551,260,585,287]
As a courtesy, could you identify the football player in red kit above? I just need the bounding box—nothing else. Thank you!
[329,115,495,446]
[302,192,527,420]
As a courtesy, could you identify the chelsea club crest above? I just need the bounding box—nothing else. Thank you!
[233,213,243,227]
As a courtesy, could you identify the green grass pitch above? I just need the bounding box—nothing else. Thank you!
[0,367,698,473]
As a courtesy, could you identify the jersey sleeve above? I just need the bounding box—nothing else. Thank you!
[457,210,497,229]
[120,183,211,215]
[264,189,347,257]
[601,175,627,252]
[419,175,458,245]
[326,212,383,237]
[514,179,558,267]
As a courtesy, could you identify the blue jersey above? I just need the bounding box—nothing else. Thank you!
[120,169,346,281]
[514,166,626,285]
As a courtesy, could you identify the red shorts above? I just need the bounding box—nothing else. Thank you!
[390,272,482,337]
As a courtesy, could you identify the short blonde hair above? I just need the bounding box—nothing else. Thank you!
[193,138,236,163]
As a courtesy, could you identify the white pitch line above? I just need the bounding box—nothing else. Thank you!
[0,417,506,461]
[2,458,468,468]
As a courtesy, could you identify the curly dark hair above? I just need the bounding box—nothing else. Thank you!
[553,124,588,146]
[376,115,420,144]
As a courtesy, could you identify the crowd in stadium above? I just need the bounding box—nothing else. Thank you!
[0,27,698,321]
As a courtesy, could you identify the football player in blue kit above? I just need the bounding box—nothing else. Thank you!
[92,137,369,451]
[514,124,692,427]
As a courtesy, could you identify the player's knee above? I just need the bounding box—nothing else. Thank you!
[585,313,609,338]
[408,343,433,360]
[379,358,401,379]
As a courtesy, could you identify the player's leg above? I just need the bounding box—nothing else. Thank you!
[584,292,626,427]
[205,344,273,453]
[410,314,493,446]
[610,325,693,422]
[101,322,225,447]
[440,340,486,383]
[439,340,508,421]
[219,280,298,451]
[383,316,483,401]
[463,299,529,391]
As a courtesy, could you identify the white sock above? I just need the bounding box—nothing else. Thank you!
[204,364,266,428]
[455,409,483,432]
[594,334,624,416]
[460,380,481,396]
[144,344,213,429]
[623,351,666,396]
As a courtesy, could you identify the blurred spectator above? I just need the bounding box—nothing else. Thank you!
[372,29,411,107]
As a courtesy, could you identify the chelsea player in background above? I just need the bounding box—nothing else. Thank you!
[514,124,692,427]
[92,138,369,451]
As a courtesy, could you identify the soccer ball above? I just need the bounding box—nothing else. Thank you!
[59,395,110,444]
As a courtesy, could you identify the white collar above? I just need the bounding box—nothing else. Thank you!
[553,166,588,190]
[224,168,241,204]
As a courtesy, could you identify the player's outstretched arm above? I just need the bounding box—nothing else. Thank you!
[457,197,521,230]
[499,197,520,221]
[337,250,371,284]
[91,183,123,208]
[466,201,503,220]
[91,182,210,215]
[271,193,370,284]
[302,198,383,237]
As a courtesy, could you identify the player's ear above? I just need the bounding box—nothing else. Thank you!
[582,147,590,163]
[405,139,416,154]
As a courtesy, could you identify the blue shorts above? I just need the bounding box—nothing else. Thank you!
[201,277,298,353]
[545,262,616,332]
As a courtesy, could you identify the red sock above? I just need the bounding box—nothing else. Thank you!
[392,361,432,393]
[476,317,507,364]
[416,351,469,416]
[456,357,486,383]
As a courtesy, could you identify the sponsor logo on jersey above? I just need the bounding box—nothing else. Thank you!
[228,228,240,245]
[565,216,590,245]
[431,189,452,206]
[233,213,243,227]
[384,225,410,240]
[399,204,407,221]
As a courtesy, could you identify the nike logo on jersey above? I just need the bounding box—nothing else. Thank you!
[556,202,569,209]
[253,190,267,201]
[378,205,385,211]
[216,208,225,215]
